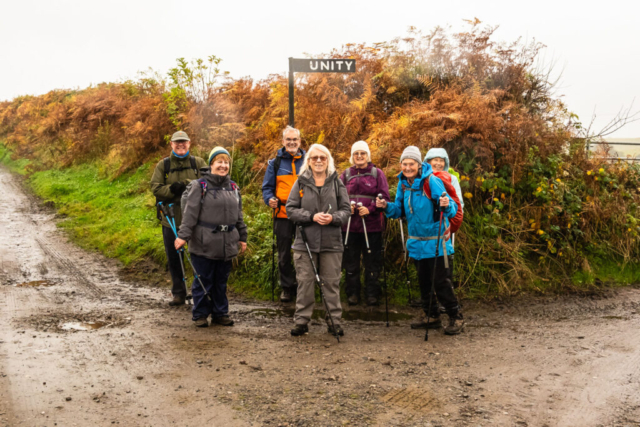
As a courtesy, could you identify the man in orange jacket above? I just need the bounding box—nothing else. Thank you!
[261,126,306,302]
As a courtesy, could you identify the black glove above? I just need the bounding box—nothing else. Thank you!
[169,181,187,197]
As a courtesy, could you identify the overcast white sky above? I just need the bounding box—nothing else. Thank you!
[1,0,638,137]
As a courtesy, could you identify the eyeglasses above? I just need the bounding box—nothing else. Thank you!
[309,155,327,162]
[353,151,367,157]
[285,138,300,142]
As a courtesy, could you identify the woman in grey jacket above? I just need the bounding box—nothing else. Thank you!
[286,144,350,337]
[176,147,248,328]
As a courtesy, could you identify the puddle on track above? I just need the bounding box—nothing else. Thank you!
[15,280,56,287]
[61,321,107,331]
[248,308,413,322]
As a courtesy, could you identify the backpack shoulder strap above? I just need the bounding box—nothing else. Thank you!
[272,155,283,187]
[344,168,351,182]
[372,167,377,179]
[163,157,171,180]
[189,156,198,176]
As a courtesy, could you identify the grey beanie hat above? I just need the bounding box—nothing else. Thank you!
[400,146,422,164]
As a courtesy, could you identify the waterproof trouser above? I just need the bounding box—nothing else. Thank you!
[190,254,232,321]
[275,218,297,291]
[414,256,460,318]
[292,250,342,327]
[342,231,382,301]
[162,226,187,298]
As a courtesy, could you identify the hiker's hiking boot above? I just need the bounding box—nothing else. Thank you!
[212,316,234,326]
[327,324,344,336]
[280,289,292,303]
[168,295,186,306]
[444,314,465,335]
[193,317,208,328]
[410,314,442,330]
[347,295,359,306]
[290,324,309,336]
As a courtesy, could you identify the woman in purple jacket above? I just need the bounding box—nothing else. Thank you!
[340,141,391,306]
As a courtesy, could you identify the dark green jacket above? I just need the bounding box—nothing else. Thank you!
[150,153,208,228]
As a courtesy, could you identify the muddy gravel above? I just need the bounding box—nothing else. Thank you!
[1,165,640,427]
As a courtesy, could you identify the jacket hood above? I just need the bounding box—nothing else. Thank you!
[277,147,306,159]
[424,148,450,172]
[299,169,339,186]
[397,162,433,184]
[203,171,231,187]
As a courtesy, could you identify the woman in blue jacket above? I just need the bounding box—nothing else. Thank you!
[376,146,464,335]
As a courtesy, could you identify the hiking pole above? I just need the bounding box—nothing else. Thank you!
[270,198,278,302]
[297,224,340,343]
[161,203,210,305]
[158,203,192,306]
[357,202,371,254]
[344,201,356,245]
[378,194,389,327]
[399,218,413,304]
[425,192,447,342]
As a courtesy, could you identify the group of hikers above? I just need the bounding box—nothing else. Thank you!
[150,126,465,338]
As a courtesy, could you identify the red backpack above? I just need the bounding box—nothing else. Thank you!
[423,171,464,234]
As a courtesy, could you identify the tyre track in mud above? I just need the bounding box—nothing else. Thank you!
[1,164,640,426]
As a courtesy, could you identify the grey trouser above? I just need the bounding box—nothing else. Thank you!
[292,250,343,326]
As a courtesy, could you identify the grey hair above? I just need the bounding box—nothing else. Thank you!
[300,144,336,176]
[282,125,301,139]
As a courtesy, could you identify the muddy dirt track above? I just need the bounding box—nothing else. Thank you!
[1,165,639,427]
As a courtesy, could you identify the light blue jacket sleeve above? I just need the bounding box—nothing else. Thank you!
[384,181,404,219]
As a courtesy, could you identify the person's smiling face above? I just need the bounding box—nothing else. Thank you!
[401,159,420,179]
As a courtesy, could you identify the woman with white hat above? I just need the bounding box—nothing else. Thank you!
[339,140,390,306]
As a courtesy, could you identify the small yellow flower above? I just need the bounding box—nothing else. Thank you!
[476,176,482,182]
[599,168,604,173]
[567,223,571,229]
[550,184,554,189]
[537,229,544,235]
[463,192,473,199]
[558,252,563,257]
[501,193,506,200]
[536,187,542,192]
[493,198,498,202]
[629,228,632,232]
[587,171,592,175]
[531,222,536,229]
[461,175,467,181]
[556,178,561,183]
[595,177,599,181]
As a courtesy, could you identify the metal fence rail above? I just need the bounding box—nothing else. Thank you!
[587,140,640,162]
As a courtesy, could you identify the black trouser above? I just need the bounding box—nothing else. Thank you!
[342,232,382,301]
[414,256,459,318]
[162,226,187,298]
[274,218,297,291]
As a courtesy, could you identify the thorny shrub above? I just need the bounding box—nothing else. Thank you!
[1,21,638,296]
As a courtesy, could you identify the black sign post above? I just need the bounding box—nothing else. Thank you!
[288,58,357,127]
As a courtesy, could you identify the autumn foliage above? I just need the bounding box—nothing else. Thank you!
[1,22,638,295]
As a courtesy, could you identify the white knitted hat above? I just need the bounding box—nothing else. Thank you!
[350,140,371,165]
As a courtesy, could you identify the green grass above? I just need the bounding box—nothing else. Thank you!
[29,163,166,266]
[0,145,31,175]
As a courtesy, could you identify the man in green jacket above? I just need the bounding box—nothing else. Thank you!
[150,131,208,306]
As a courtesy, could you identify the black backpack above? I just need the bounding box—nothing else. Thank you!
[156,156,199,220]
